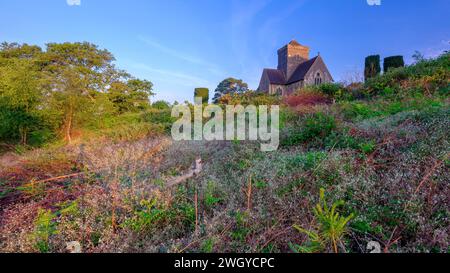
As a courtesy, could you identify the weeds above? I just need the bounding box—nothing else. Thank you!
[291,189,354,253]
[32,209,58,253]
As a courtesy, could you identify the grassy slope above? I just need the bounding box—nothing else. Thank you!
[0,54,448,253]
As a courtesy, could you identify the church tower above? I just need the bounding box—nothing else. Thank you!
[277,40,310,80]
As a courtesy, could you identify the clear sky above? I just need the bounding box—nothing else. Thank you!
[1,0,449,103]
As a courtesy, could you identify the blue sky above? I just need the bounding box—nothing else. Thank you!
[0,0,449,103]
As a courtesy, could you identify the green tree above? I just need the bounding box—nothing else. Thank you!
[364,55,381,81]
[152,100,171,110]
[0,44,47,144]
[194,88,209,104]
[108,78,154,114]
[213,78,249,103]
[41,42,117,143]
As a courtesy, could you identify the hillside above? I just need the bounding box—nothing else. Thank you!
[0,53,449,253]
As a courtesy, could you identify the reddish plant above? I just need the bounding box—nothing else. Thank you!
[284,92,331,108]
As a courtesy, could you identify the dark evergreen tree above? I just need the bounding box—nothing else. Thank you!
[364,55,381,81]
[383,56,405,73]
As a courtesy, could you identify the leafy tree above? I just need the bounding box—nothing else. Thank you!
[152,100,171,110]
[383,56,405,73]
[41,42,117,142]
[0,55,46,144]
[213,78,249,103]
[0,41,156,145]
[194,88,209,104]
[0,42,42,59]
[364,55,381,81]
[108,78,154,114]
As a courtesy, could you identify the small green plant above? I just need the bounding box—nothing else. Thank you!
[255,180,268,189]
[204,181,223,209]
[32,208,58,253]
[359,141,376,154]
[291,189,354,253]
[124,197,169,233]
[17,180,47,198]
[230,211,250,242]
[200,238,215,253]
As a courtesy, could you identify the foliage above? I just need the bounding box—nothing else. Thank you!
[194,88,210,104]
[291,189,354,253]
[124,197,170,233]
[364,55,381,81]
[32,209,58,253]
[317,83,347,100]
[364,52,449,97]
[282,113,336,147]
[107,79,154,114]
[152,100,171,110]
[204,181,223,209]
[0,42,155,146]
[384,56,405,73]
[213,78,249,103]
[218,91,280,106]
[0,54,52,145]
[284,90,331,107]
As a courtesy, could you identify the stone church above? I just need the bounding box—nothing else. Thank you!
[258,40,333,95]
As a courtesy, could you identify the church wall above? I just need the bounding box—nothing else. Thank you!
[269,84,286,95]
[304,58,333,86]
[257,71,271,93]
[278,44,310,79]
[286,81,304,95]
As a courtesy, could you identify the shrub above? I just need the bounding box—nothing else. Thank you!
[339,102,381,120]
[282,113,336,147]
[124,197,170,233]
[152,100,171,110]
[284,91,331,108]
[365,55,381,81]
[384,56,405,73]
[218,91,280,106]
[141,108,175,133]
[317,83,347,100]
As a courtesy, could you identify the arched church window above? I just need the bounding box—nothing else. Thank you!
[276,87,283,96]
[315,72,322,85]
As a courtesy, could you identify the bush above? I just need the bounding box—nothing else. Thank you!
[282,113,336,146]
[317,83,347,100]
[218,91,280,106]
[284,91,331,107]
[141,108,175,133]
[152,100,171,110]
[384,56,405,73]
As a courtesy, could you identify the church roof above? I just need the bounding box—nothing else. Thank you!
[264,56,320,85]
[289,40,302,46]
[287,56,319,84]
[264,69,286,85]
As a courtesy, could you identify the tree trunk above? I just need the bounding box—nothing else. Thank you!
[20,126,28,145]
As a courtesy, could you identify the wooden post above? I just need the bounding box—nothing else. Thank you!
[247,175,253,212]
